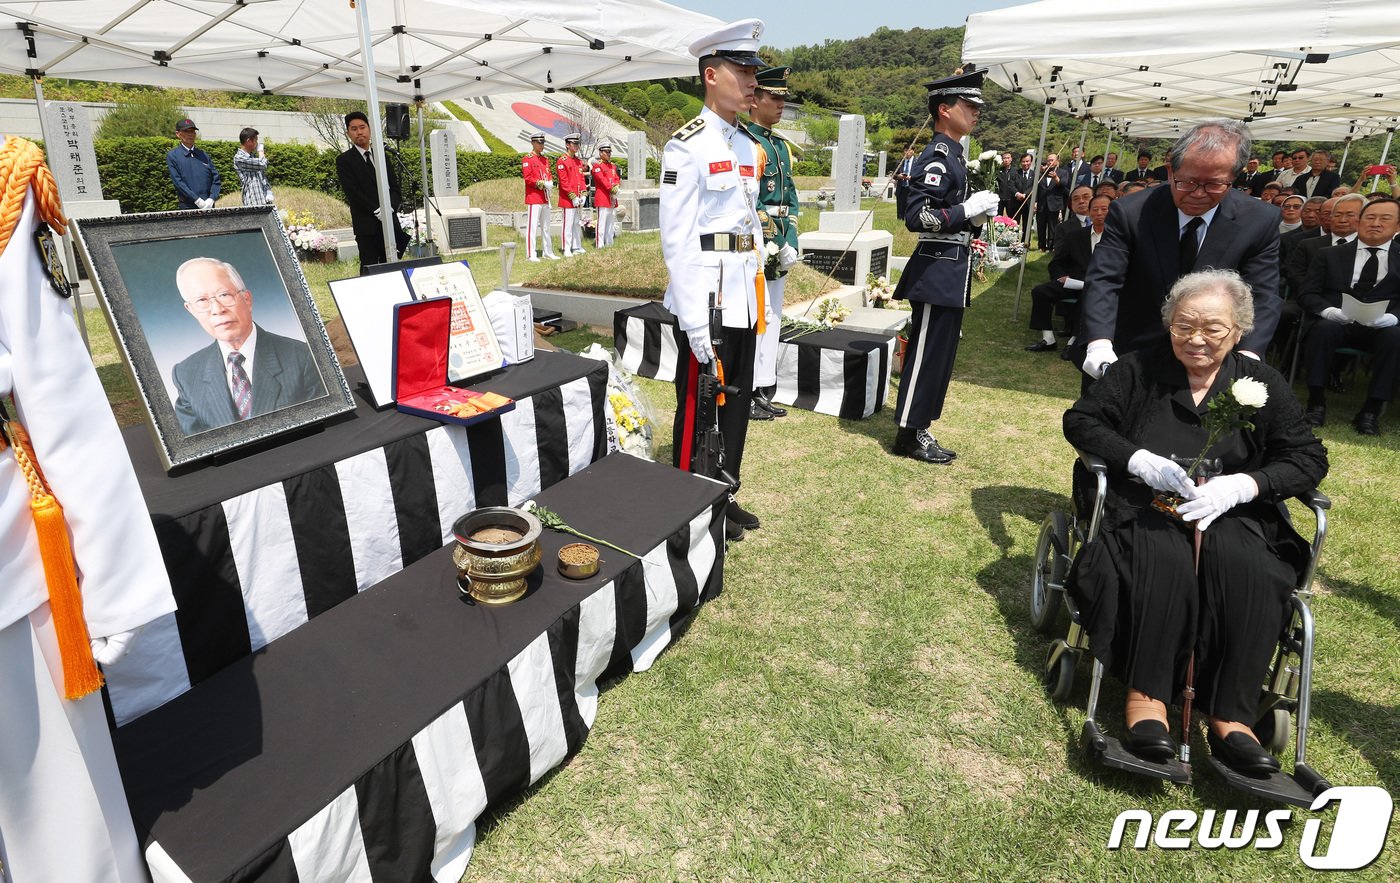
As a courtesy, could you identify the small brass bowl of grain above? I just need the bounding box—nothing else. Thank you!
[557,542,600,580]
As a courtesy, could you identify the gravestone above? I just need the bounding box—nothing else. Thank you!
[620,131,659,231]
[626,131,648,188]
[877,150,888,182]
[797,113,893,287]
[430,129,458,197]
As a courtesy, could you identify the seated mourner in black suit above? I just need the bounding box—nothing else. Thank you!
[1297,197,1400,435]
[1026,193,1110,352]
[1285,195,1358,299]
[1292,149,1343,200]
[172,257,325,435]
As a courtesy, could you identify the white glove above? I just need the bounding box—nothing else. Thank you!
[1127,449,1197,499]
[1082,339,1118,379]
[963,190,1000,218]
[1320,307,1352,324]
[778,244,800,270]
[257,144,265,158]
[543,180,554,190]
[265,191,275,204]
[572,196,584,208]
[90,627,140,666]
[685,326,715,364]
[195,197,213,210]
[1366,312,1398,329]
[373,207,382,219]
[1176,473,1259,531]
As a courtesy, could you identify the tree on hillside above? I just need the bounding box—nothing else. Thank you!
[95,91,186,139]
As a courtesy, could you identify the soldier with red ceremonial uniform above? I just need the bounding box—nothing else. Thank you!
[557,133,588,256]
[522,132,557,262]
[591,142,622,248]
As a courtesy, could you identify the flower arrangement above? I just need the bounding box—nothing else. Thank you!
[991,215,1022,247]
[968,149,1001,193]
[969,238,989,282]
[814,296,850,328]
[1183,377,1268,479]
[608,390,652,458]
[283,210,338,256]
[865,272,894,308]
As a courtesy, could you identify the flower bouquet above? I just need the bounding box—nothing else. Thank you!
[284,210,339,261]
[1150,377,1269,519]
[781,295,850,337]
[864,272,894,308]
[969,238,989,282]
[968,150,1001,193]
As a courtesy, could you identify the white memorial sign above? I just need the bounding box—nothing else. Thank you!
[44,103,103,202]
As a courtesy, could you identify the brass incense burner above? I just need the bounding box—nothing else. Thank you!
[452,507,542,605]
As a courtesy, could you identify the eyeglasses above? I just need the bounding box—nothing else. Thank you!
[184,290,244,312]
[1168,322,1235,342]
[1172,179,1232,195]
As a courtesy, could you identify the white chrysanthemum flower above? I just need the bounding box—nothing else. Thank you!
[979,150,999,161]
[1231,377,1268,408]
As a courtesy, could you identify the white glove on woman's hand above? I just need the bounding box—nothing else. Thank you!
[686,327,715,364]
[1176,473,1259,531]
[91,628,141,666]
[1127,449,1197,499]
[1082,339,1118,379]
[778,244,800,270]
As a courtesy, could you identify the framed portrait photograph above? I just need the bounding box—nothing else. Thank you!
[73,206,354,471]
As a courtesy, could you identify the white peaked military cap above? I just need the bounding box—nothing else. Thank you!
[598,142,612,151]
[564,132,581,142]
[688,18,766,66]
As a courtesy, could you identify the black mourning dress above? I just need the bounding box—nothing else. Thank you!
[1063,345,1327,722]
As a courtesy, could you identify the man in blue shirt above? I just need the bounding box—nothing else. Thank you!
[166,118,220,210]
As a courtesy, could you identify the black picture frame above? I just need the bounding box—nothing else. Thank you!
[73,206,354,471]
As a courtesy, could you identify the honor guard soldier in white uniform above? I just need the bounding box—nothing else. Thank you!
[747,65,800,421]
[661,19,766,539]
[890,67,1000,464]
[0,136,177,881]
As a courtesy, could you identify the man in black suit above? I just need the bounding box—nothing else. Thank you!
[1234,157,1273,197]
[1036,153,1066,251]
[1285,194,1359,298]
[171,257,325,435]
[996,151,1017,218]
[1124,150,1155,183]
[1297,197,1400,434]
[1004,152,1035,237]
[1292,148,1343,200]
[1280,196,1326,269]
[1079,120,1282,378]
[335,110,409,269]
[1061,146,1090,191]
[1102,152,1124,185]
[1026,193,1109,352]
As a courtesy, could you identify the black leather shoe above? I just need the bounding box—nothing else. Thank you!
[753,390,787,417]
[1024,339,1057,352]
[1352,411,1380,436]
[727,496,760,530]
[1305,404,1327,427]
[1124,719,1177,762]
[892,427,953,464]
[748,399,774,421]
[725,517,746,541]
[1208,729,1280,776]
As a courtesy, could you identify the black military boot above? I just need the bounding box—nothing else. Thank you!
[893,427,954,464]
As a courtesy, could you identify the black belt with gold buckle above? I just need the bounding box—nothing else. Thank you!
[699,233,755,252]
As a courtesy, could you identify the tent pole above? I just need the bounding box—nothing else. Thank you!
[1076,118,1088,155]
[355,0,400,265]
[1015,101,1053,322]
[1337,137,1352,177]
[1373,129,1395,193]
[30,74,89,351]
[1103,129,1114,165]
[417,100,434,252]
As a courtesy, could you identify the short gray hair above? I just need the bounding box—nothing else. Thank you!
[1333,192,1366,214]
[176,257,247,299]
[1166,120,1253,177]
[1160,269,1255,335]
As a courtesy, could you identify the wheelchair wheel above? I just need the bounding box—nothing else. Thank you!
[1030,512,1069,634]
[1043,641,1076,703]
[1254,708,1292,756]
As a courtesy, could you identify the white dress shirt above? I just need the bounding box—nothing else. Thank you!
[1351,239,1391,287]
[217,325,259,403]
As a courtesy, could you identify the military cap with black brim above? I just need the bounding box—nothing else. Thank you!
[689,18,766,67]
[923,66,986,107]
[755,66,791,95]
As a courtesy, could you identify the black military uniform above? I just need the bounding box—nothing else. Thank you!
[891,68,997,464]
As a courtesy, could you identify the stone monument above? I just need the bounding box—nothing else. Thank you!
[619,130,659,232]
[797,114,894,286]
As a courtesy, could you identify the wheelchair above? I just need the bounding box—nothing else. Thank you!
[1029,451,1334,807]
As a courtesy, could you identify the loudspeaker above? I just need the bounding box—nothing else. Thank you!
[385,103,410,139]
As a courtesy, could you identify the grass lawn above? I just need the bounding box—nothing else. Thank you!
[83,236,1397,880]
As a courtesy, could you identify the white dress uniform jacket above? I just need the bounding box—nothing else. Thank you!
[660,106,764,333]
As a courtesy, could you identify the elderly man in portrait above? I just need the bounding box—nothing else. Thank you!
[171,257,324,435]
[1078,120,1282,380]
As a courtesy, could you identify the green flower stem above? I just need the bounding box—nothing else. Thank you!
[530,504,641,559]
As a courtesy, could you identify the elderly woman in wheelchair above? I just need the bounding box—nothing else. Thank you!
[1060,269,1328,778]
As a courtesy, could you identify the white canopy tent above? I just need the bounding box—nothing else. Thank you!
[1,0,720,260]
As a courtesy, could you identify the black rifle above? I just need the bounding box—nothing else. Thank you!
[690,290,738,489]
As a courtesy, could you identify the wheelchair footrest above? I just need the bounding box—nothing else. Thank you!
[1082,721,1191,784]
[1203,756,1327,808]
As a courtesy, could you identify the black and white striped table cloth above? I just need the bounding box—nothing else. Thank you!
[614,301,687,383]
[114,454,728,883]
[103,352,609,727]
[613,303,894,420]
[773,326,895,420]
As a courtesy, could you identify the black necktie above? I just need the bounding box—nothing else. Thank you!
[1092,174,1099,186]
[1179,217,1203,273]
[1357,247,1380,293]
[363,150,372,167]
